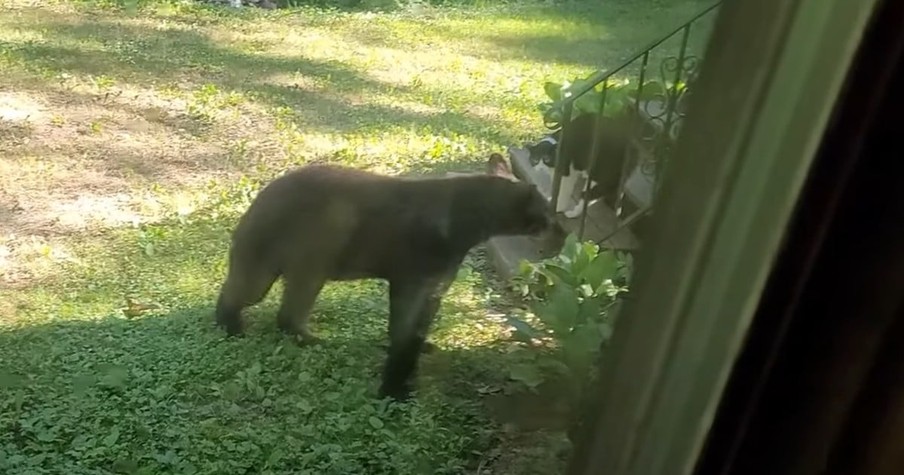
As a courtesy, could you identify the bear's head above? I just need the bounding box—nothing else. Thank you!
[484,153,567,258]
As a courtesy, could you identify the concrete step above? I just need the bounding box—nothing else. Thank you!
[485,235,549,281]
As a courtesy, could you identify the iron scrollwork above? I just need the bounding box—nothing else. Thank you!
[530,2,720,245]
[637,51,701,181]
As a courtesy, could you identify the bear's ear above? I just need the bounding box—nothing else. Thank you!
[487,153,516,180]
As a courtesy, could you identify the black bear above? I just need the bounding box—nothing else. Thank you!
[214,153,566,401]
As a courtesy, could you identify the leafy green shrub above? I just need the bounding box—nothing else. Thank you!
[538,75,683,129]
[505,234,631,398]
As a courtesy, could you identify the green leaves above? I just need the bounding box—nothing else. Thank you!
[367,416,385,430]
[539,75,688,130]
[543,81,566,102]
[0,371,24,390]
[102,427,121,447]
[508,363,545,391]
[508,233,631,397]
[0,0,678,472]
[98,363,130,389]
[581,249,619,294]
[534,283,580,338]
[0,275,497,475]
[507,316,543,344]
[295,399,314,415]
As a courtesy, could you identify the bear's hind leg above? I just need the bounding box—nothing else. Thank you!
[276,270,326,346]
[215,263,279,337]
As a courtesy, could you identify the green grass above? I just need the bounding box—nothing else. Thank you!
[0,0,716,472]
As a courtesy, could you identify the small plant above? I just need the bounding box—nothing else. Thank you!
[539,75,684,129]
[506,234,631,398]
[272,106,298,133]
[89,120,103,134]
[187,86,218,123]
[192,83,221,106]
[228,138,250,165]
[91,74,116,91]
[186,84,245,124]
[137,224,169,257]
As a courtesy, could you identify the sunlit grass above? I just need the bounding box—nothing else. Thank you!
[0,0,715,472]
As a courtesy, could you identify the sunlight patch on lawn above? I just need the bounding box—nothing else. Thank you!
[0,1,719,471]
[0,0,696,291]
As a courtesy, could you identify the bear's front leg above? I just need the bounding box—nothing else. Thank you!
[379,275,451,401]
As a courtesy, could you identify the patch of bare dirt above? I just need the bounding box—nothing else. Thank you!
[0,80,279,287]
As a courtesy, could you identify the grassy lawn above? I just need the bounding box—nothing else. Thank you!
[0,0,715,473]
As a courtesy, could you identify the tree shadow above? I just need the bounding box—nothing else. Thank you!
[0,304,382,471]
[327,2,615,69]
[331,0,714,71]
[0,189,574,472]
[0,82,497,190]
[506,4,712,69]
[0,302,571,472]
[2,12,514,144]
[0,282,567,474]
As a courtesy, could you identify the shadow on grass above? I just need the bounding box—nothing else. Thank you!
[326,1,624,70]
[0,296,569,473]
[478,0,717,73]
[1,12,515,145]
[0,195,576,470]
[340,0,716,72]
[0,119,34,142]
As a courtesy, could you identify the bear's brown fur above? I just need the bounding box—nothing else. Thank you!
[214,153,565,400]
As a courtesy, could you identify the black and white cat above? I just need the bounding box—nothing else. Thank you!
[526,112,636,218]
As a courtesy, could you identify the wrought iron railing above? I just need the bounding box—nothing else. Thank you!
[543,1,722,245]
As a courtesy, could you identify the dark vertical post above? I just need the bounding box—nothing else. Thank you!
[614,51,651,218]
[578,83,610,240]
[657,24,693,192]
[550,100,575,213]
